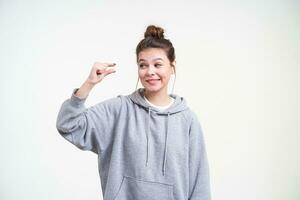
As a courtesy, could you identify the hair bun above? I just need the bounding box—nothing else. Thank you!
[144,25,165,39]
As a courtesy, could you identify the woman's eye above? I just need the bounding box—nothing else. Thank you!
[139,64,146,68]
[155,63,162,67]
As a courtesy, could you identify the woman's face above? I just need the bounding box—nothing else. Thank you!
[137,48,175,94]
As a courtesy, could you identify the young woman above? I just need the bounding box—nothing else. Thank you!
[56,25,211,200]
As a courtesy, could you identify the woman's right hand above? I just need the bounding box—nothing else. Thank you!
[75,62,116,99]
[86,62,116,85]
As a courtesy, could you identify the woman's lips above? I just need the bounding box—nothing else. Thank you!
[146,79,160,84]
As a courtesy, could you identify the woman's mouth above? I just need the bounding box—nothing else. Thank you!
[146,79,161,84]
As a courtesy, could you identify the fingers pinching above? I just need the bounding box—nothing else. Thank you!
[96,63,116,76]
[95,63,116,75]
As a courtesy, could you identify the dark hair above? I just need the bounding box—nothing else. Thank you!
[136,25,176,63]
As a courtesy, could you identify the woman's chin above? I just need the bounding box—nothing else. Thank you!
[143,85,166,93]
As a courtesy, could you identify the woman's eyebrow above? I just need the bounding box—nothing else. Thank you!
[138,59,146,62]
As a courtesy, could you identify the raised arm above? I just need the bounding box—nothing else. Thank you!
[56,62,119,154]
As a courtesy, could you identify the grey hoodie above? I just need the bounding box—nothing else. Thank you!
[56,88,211,200]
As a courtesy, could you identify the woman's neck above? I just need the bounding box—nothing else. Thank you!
[144,88,172,106]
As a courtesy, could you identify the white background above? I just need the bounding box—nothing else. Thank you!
[1,0,299,199]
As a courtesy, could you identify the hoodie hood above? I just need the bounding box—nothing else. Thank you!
[129,88,188,114]
[128,88,189,176]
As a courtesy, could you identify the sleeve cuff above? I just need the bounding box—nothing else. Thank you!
[70,88,88,106]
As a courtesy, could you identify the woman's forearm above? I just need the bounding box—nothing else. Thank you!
[75,80,95,99]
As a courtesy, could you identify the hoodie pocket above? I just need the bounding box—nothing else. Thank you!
[113,175,174,200]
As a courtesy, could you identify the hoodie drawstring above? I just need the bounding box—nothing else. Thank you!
[145,107,151,166]
[162,112,170,176]
[145,107,170,176]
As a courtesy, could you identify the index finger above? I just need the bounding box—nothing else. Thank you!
[102,63,116,67]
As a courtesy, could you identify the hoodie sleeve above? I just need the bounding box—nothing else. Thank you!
[56,88,122,154]
[188,112,211,200]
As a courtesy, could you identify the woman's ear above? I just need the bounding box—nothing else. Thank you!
[171,61,176,74]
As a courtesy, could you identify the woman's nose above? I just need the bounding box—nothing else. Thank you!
[146,65,155,75]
